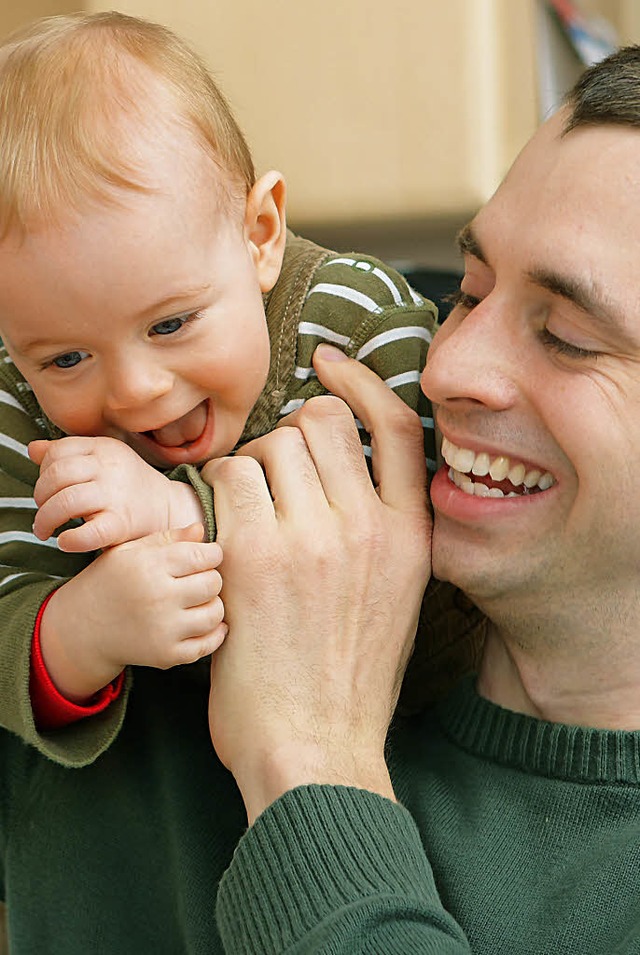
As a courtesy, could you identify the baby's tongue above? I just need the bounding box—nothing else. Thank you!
[151,402,207,447]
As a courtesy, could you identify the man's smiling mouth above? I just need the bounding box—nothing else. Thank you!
[441,436,555,499]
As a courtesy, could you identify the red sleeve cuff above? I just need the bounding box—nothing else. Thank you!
[30,590,125,730]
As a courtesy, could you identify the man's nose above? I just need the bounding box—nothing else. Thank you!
[104,356,174,412]
[421,298,520,412]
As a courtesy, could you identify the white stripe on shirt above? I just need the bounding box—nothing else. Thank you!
[306,284,383,315]
[369,267,404,306]
[297,322,351,347]
[0,571,29,590]
[0,570,64,590]
[0,390,27,413]
[321,258,405,306]
[293,366,317,381]
[278,398,306,416]
[322,257,358,268]
[0,434,31,459]
[385,370,422,389]
[356,326,433,361]
[0,531,59,549]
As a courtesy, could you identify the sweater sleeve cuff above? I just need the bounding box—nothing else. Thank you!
[30,591,125,730]
[166,463,217,541]
[216,785,468,954]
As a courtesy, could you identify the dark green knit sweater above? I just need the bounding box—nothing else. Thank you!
[2,670,639,953]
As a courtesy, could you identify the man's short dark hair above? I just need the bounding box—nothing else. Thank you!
[565,45,640,132]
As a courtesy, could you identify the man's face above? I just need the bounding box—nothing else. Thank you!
[0,130,271,469]
[422,111,640,614]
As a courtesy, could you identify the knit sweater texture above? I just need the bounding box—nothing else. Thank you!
[219,676,640,954]
[2,673,639,952]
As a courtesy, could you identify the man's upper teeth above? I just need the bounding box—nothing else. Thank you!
[441,436,554,494]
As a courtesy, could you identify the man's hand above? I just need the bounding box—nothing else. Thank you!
[203,345,431,824]
[40,523,226,702]
[29,436,204,551]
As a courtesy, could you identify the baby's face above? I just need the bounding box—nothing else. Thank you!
[0,145,272,468]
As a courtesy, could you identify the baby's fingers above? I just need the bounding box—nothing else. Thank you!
[175,568,223,609]
[56,512,131,553]
[32,487,93,543]
[27,439,50,466]
[33,454,96,508]
[30,437,98,485]
[158,525,223,574]
[33,479,126,548]
[174,620,228,666]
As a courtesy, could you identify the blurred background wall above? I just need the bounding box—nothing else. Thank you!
[0,0,636,272]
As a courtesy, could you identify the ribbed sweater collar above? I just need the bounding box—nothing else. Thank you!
[437,677,640,785]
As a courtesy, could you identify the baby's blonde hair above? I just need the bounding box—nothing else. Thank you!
[0,11,256,237]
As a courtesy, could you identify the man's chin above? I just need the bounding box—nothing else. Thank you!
[431,534,501,605]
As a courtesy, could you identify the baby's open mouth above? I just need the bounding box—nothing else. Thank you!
[144,401,208,448]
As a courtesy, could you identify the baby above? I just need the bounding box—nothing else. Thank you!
[0,11,437,761]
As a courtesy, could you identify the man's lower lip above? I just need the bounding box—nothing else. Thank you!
[430,465,553,521]
[136,402,214,466]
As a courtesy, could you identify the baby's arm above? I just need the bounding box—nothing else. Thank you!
[0,364,218,764]
[29,435,206,551]
[39,523,226,703]
[27,437,224,704]
[0,381,109,763]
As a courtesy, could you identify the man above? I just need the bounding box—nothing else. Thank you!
[205,46,640,952]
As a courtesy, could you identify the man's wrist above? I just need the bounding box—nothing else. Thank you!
[235,739,396,826]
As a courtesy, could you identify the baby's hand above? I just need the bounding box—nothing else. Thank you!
[29,436,204,551]
[40,523,227,699]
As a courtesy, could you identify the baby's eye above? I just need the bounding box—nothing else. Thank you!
[151,316,188,336]
[51,350,87,369]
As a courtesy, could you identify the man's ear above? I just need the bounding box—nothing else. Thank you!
[244,171,287,293]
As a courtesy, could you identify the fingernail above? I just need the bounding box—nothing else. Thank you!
[315,343,348,361]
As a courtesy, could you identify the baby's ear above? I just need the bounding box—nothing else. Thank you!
[244,171,287,293]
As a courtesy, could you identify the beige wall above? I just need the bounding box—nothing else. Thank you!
[619,0,640,41]
[574,0,640,42]
[78,0,538,226]
[0,0,76,39]
[0,0,631,260]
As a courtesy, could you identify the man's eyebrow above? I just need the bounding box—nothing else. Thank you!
[456,224,488,264]
[457,224,630,338]
[527,267,625,331]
